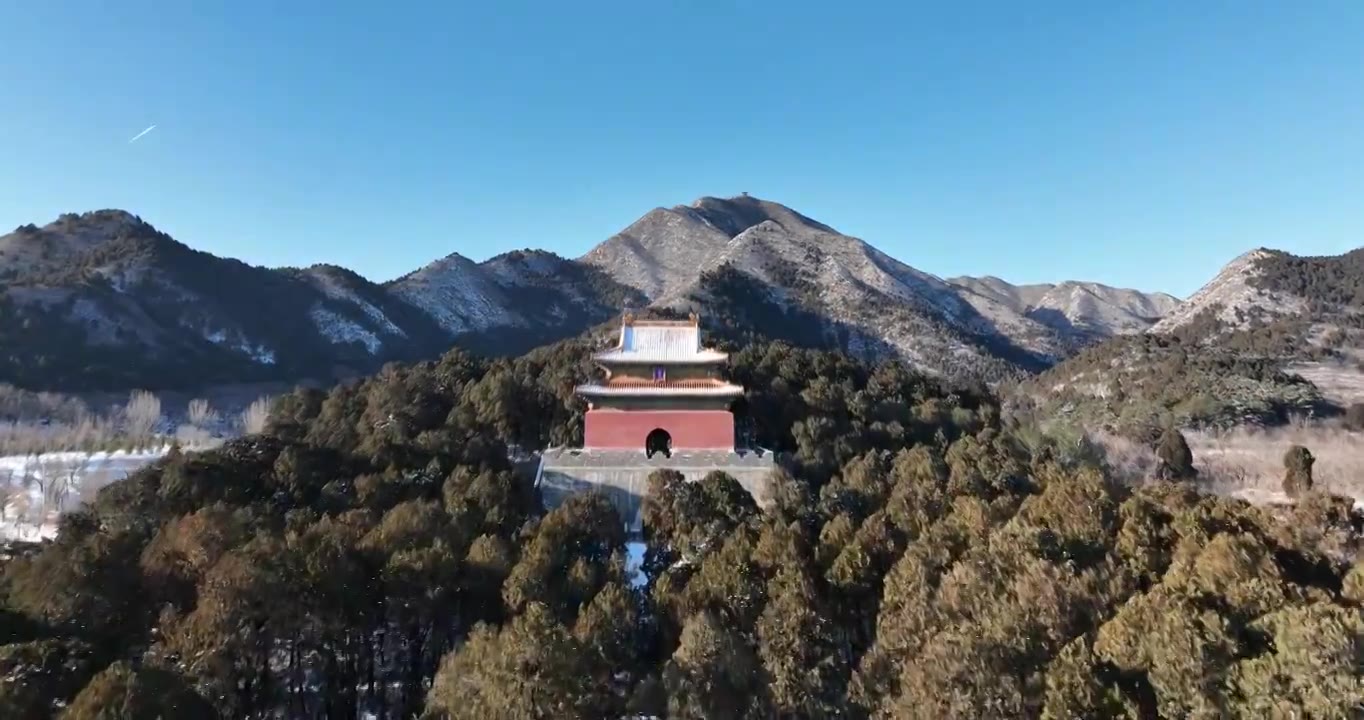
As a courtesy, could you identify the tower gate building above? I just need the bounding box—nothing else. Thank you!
[535,313,774,533]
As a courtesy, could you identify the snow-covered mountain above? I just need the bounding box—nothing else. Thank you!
[582,195,1177,381]
[0,198,1182,391]
[950,276,1180,339]
[0,212,454,390]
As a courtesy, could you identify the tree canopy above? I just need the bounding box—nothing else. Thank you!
[1,337,1360,719]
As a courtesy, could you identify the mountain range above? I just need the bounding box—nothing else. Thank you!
[6,194,1360,433]
[0,196,1189,393]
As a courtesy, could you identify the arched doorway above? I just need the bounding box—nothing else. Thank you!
[645,428,672,458]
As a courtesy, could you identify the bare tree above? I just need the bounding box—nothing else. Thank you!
[59,453,91,513]
[0,466,18,523]
[124,390,163,443]
[188,398,220,429]
[4,489,33,537]
[38,454,84,516]
[242,396,272,435]
[19,456,51,528]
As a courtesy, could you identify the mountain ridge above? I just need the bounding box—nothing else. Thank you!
[1,197,1179,392]
[1021,244,1364,433]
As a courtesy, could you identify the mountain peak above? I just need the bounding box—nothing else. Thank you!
[684,194,838,238]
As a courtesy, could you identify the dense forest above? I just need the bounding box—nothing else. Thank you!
[2,336,1362,718]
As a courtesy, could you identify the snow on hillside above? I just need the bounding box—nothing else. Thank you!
[0,447,171,541]
[310,305,384,354]
[306,270,406,337]
[580,205,734,301]
[389,254,521,335]
[203,328,278,365]
[1150,249,1301,333]
[949,276,1179,338]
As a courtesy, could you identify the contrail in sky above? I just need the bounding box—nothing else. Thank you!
[128,124,157,144]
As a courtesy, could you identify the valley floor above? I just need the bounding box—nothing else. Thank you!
[0,447,174,540]
[1098,420,1364,510]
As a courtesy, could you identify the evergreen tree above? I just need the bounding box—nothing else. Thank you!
[63,662,217,720]
[1154,427,1197,482]
[663,611,770,720]
[1282,444,1315,498]
[425,603,593,720]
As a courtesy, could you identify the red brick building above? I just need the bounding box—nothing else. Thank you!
[576,313,743,454]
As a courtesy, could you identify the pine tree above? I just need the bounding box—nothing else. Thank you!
[662,611,770,720]
[64,661,217,720]
[757,565,849,718]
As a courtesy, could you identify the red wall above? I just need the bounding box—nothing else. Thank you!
[584,409,734,451]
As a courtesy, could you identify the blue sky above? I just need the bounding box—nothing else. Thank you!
[2,2,1361,298]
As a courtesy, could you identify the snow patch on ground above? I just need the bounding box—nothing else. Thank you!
[0,447,172,541]
[626,541,647,588]
[309,305,383,354]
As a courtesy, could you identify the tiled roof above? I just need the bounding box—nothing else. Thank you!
[594,322,728,363]
[605,378,731,388]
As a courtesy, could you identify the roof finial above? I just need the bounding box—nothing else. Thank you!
[688,311,699,325]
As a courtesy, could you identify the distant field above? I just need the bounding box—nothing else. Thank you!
[0,385,273,455]
[1096,419,1364,507]
[1188,421,1364,503]
[1,447,176,541]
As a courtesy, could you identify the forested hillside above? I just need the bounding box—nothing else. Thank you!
[1,338,1361,718]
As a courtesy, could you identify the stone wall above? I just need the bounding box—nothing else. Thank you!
[537,449,775,534]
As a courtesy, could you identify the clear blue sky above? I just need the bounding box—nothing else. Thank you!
[2,2,1362,298]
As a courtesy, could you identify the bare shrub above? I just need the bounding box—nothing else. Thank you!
[0,467,18,522]
[4,488,33,535]
[0,415,121,455]
[37,454,90,516]
[187,398,220,428]
[241,396,272,435]
[0,383,90,424]
[124,390,163,442]
[68,416,115,451]
[175,424,220,449]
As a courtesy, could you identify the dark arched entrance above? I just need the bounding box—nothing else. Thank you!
[645,428,672,458]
